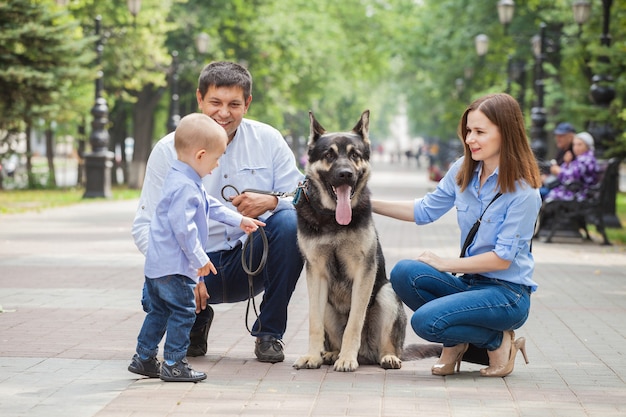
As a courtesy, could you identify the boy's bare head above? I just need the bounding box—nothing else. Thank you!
[174,113,226,156]
[175,113,228,177]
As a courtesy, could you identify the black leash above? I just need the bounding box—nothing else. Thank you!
[220,185,299,335]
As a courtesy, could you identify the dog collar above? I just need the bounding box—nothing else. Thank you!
[292,178,309,206]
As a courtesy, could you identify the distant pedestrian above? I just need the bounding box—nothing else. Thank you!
[128,113,264,382]
[372,93,541,378]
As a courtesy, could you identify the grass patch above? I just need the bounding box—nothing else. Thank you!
[604,192,626,245]
[0,186,141,215]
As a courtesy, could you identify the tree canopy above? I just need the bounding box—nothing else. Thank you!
[1,0,625,188]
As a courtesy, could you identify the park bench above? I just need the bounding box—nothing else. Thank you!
[535,157,622,245]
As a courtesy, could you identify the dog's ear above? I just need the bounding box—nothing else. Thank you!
[352,110,370,144]
[309,111,326,144]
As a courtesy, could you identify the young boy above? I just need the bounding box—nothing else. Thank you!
[128,113,265,382]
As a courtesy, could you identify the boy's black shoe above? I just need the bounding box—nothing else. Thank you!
[187,305,214,357]
[128,354,161,378]
[160,359,207,382]
[254,335,285,363]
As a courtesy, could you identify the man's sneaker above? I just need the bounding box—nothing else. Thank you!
[128,354,161,378]
[160,358,207,382]
[187,305,214,357]
[254,335,285,363]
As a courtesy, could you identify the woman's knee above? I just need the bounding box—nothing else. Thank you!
[390,259,415,288]
[410,309,438,342]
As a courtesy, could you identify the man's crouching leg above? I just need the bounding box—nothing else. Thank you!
[251,209,304,363]
[186,305,215,357]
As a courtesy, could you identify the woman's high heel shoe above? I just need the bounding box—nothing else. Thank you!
[480,331,529,377]
[431,343,469,376]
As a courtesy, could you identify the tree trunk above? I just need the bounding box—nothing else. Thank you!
[25,122,34,188]
[109,101,128,185]
[45,126,56,187]
[127,84,165,189]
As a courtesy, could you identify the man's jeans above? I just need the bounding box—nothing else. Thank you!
[137,274,196,363]
[203,209,303,339]
[390,259,531,350]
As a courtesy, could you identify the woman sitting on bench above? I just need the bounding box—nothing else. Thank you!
[545,131,598,202]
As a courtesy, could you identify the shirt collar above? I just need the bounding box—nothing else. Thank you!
[171,159,203,184]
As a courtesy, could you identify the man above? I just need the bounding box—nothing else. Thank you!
[539,122,577,198]
[552,122,577,166]
[132,61,304,363]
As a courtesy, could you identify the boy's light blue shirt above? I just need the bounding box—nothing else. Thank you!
[413,157,541,291]
[132,118,304,256]
[144,160,243,283]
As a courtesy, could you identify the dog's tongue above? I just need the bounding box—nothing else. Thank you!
[335,185,352,225]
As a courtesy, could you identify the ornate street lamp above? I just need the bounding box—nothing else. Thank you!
[529,24,547,162]
[81,2,141,198]
[82,15,114,198]
[166,51,181,133]
[195,33,210,55]
[127,0,142,18]
[497,0,515,34]
[585,0,621,228]
[572,0,592,31]
[475,34,489,57]
[167,33,211,133]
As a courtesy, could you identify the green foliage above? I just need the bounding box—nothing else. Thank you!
[0,0,94,130]
[2,0,625,167]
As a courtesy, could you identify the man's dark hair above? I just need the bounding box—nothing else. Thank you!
[197,61,252,100]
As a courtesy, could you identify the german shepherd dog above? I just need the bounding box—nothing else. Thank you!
[292,110,409,372]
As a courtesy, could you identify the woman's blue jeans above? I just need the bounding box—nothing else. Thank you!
[137,274,197,363]
[390,259,531,350]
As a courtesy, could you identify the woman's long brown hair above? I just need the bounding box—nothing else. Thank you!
[456,93,541,193]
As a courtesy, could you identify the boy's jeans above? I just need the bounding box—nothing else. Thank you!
[136,274,196,363]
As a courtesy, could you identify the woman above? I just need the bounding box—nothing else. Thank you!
[373,93,541,377]
[545,131,598,202]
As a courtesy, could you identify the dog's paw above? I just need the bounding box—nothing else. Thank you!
[333,356,359,372]
[293,355,323,370]
[322,350,339,365]
[380,354,402,370]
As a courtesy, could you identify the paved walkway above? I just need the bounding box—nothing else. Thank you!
[1,161,625,417]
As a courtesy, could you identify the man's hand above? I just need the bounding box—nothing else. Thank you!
[194,281,210,314]
[230,192,278,218]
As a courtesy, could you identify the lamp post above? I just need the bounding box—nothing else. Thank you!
[81,1,142,198]
[475,34,489,58]
[167,51,181,133]
[83,15,114,198]
[586,0,621,228]
[497,0,515,34]
[572,0,592,33]
[529,23,547,162]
